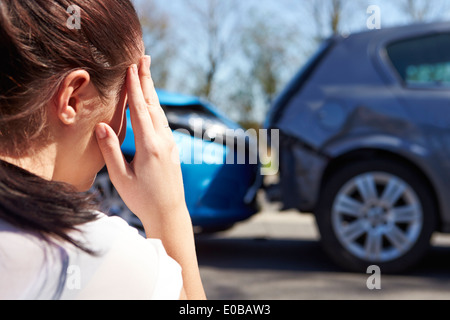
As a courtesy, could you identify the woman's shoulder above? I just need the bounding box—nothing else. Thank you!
[75,212,166,264]
[76,212,173,265]
[65,213,183,300]
[0,219,68,299]
[0,219,55,271]
[0,214,183,300]
[78,212,144,244]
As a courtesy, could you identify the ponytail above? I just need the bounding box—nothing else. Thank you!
[0,160,99,253]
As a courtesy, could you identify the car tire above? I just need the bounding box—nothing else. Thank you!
[315,158,437,273]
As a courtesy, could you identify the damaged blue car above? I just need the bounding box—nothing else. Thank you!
[93,90,260,234]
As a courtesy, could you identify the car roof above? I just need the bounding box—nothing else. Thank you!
[339,21,450,46]
[337,21,450,84]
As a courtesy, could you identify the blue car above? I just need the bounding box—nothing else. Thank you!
[93,89,260,233]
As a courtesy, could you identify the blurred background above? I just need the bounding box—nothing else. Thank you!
[106,0,450,299]
[132,0,450,129]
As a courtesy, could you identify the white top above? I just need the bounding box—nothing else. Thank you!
[0,213,183,300]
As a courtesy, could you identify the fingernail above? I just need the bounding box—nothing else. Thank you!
[132,64,138,75]
[144,55,151,69]
[96,124,107,140]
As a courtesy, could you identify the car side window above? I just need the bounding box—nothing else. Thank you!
[387,33,450,88]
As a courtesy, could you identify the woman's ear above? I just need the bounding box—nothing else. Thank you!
[53,70,91,125]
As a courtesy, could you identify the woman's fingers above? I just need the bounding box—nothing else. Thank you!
[126,64,155,141]
[138,56,170,133]
[139,56,160,109]
[99,57,174,188]
[95,123,131,188]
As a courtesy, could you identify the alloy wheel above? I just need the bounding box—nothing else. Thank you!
[331,172,423,263]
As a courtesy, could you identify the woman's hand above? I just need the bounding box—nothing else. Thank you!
[95,56,206,300]
[95,56,186,228]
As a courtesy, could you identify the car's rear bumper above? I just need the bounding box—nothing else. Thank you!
[275,133,328,213]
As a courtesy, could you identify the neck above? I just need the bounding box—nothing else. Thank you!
[0,145,57,181]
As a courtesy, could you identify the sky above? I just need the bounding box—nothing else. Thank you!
[132,0,450,123]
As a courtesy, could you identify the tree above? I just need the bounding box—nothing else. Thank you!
[398,0,450,22]
[296,0,367,43]
[134,0,177,89]
[242,16,297,106]
[182,0,242,100]
[307,0,346,42]
[229,7,302,126]
[228,70,256,127]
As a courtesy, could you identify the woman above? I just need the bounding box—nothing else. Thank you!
[0,0,206,300]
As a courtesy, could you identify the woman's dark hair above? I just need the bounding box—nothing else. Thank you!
[0,160,100,253]
[0,0,143,251]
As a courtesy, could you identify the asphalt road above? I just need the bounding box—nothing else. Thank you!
[195,202,450,300]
